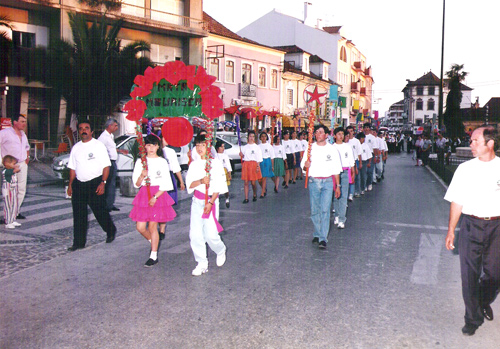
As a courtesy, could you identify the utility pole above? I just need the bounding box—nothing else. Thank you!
[438,0,445,131]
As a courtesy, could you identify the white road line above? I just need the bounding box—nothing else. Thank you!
[410,233,444,285]
[376,221,449,231]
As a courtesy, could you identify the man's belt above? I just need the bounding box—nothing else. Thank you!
[469,215,500,221]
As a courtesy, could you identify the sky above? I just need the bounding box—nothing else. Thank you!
[203,0,500,115]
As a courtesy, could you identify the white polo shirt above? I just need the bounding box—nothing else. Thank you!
[300,143,342,178]
[333,142,355,168]
[68,138,111,182]
[97,130,117,161]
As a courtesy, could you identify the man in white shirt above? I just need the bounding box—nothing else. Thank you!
[346,126,362,198]
[376,131,388,181]
[444,126,500,336]
[301,125,342,249]
[98,118,119,212]
[67,121,116,251]
[363,123,379,191]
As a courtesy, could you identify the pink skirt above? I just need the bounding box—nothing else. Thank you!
[129,185,177,223]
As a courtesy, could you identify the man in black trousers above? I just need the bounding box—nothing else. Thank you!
[66,121,117,251]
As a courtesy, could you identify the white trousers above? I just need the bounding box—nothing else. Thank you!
[189,196,225,267]
[17,161,28,211]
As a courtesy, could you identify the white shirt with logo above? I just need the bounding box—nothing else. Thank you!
[258,143,275,160]
[241,143,263,162]
[365,133,378,152]
[273,144,287,160]
[300,143,342,178]
[360,142,373,161]
[132,156,174,192]
[348,137,363,159]
[68,138,111,182]
[333,142,355,168]
[186,158,228,195]
[282,139,294,155]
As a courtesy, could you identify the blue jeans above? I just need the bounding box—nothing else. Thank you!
[352,159,360,195]
[105,160,117,211]
[366,160,374,188]
[308,177,333,243]
[334,171,349,223]
[360,160,369,191]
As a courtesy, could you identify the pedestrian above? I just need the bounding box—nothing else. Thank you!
[271,135,286,193]
[186,134,227,276]
[346,126,363,198]
[421,134,432,166]
[98,118,120,212]
[258,131,275,198]
[240,130,263,202]
[356,132,372,195]
[363,123,378,191]
[214,139,232,208]
[377,131,388,181]
[299,131,308,180]
[291,130,301,183]
[130,134,176,267]
[66,121,117,251]
[158,137,185,240]
[0,114,30,222]
[414,135,423,166]
[444,126,500,336]
[2,155,21,229]
[332,127,355,229]
[301,125,342,249]
[282,130,294,188]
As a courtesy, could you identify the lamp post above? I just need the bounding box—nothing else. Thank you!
[438,0,445,130]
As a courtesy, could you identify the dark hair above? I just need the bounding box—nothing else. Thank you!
[363,122,371,129]
[11,114,26,123]
[247,130,256,137]
[194,134,206,145]
[215,139,224,151]
[144,134,163,157]
[282,130,290,136]
[273,135,280,144]
[2,155,17,166]
[314,124,329,134]
[259,132,268,141]
[333,127,345,135]
[356,132,365,140]
[77,120,92,130]
[482,126,499,151]
[346,125,354,132]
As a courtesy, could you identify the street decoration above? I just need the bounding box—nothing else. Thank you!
[123,61,223,201]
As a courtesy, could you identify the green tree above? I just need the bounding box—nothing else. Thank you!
[443,64,467,139]
[0,15,13,81]
[25,12,152,127]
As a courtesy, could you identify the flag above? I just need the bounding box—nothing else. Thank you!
[329,85,338,102]
[338,96,347,108]
[353,99,360,110]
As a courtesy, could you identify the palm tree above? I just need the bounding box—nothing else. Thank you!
[26,12,152,127]
[443,64,468,138]
[0,15,13,82]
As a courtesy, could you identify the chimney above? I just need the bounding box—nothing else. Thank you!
[304,2,313,26]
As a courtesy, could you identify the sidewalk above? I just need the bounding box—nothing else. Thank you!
[26,158,61,188]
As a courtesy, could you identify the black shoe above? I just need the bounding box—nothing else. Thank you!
[253,196,257,202]
[111,206,120,211]
[260,195,265,199]
[377,178,381,182]
[106,232,116,243]
[144,258,158,267]
[67,245,84,252]
[461,323,478,336]
[282,181,286,186]
[312,237,319,244]
[16,214,26,220]
[483,305,493,321]
[274,187,278,193]
[318,241,327,249]
[226,201,230,208]
[292,181,296,184]
[159,232,165,241]
[0,219,4,225]
[289,180,292,184]
[243,199,249,204]
[284,185,288,189]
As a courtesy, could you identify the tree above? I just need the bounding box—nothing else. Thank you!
[443,64,467,139]
[0,15,13,82]
[25,12,152,127]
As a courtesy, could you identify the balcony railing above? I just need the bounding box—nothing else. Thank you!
[352,61,365,72]
[360,87,366,96]
[239,83,257,98]
[351,82,360,92]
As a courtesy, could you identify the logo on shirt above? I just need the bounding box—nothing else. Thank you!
[326,154,332,161]
[265,149,268,153]
[251,150,255,155]
[88,153,95,160]
[344,152,348,158]
[157,171,161,176]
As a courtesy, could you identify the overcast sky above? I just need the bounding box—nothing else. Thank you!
[204,0,500,115]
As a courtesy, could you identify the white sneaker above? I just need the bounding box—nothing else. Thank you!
[192,264,208,276]
[334,217,339,225]
[348,194,353,202]
[216,250,226,267]
[338,222,345,229]
[12,222,21,227]
[361,190,365,195]
[5,223,16,229]
[367,185,373,191]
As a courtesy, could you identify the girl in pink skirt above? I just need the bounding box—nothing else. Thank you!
[130,134,176,267]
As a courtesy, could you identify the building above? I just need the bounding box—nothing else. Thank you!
[1,0,205,144]
[402,71,472,128]
[203,12,283,130]
[384,100,405,131]
[237,5,373,128]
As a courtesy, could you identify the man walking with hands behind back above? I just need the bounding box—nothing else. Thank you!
[98,118,120,212]
[67,121,117,251]
[444,126,500,336]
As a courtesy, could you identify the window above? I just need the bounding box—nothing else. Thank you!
[242,63,252,84]
[258,66,266,87]
[428,86,435,95]
[271,69,278,89]
[12,31,36,48]
[209,58,219,81]
[416,87,423,96]
[287,89,293,105]
[225,61,234,83]
[340,46,347,62]
[416,98,423,110]
[427,98,435,110]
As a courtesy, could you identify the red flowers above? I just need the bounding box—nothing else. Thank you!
[126,61,223,121]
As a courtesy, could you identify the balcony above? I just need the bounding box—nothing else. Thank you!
[351,82,360,92]
[352,61,365,72]
[360,87,366,96]
[363,66,372,77]
[239,83,257,98]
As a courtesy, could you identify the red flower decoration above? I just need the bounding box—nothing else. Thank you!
[134,74,154,91]
[144,66,166,83]
[224,105,240,115]
[200,87,223,120]
[130,86,151,99]
[123,99,147,122]
[188,66,216,91]
[164,60,187,85]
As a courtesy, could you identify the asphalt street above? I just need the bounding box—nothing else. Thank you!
[1,153,499,348]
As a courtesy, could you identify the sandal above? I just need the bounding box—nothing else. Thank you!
[253,196,257,202]
[274,187,278,193]
[243,199,249,204]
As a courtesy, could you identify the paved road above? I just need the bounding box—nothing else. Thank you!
[1,153,499,348]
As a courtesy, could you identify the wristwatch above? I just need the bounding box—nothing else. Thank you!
[102,180,107,184]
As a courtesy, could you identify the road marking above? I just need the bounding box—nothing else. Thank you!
[376,221,449,231]
[410,233,443,285]
[380,230,400,246]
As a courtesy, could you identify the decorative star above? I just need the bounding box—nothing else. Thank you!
[305,86,327,106]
